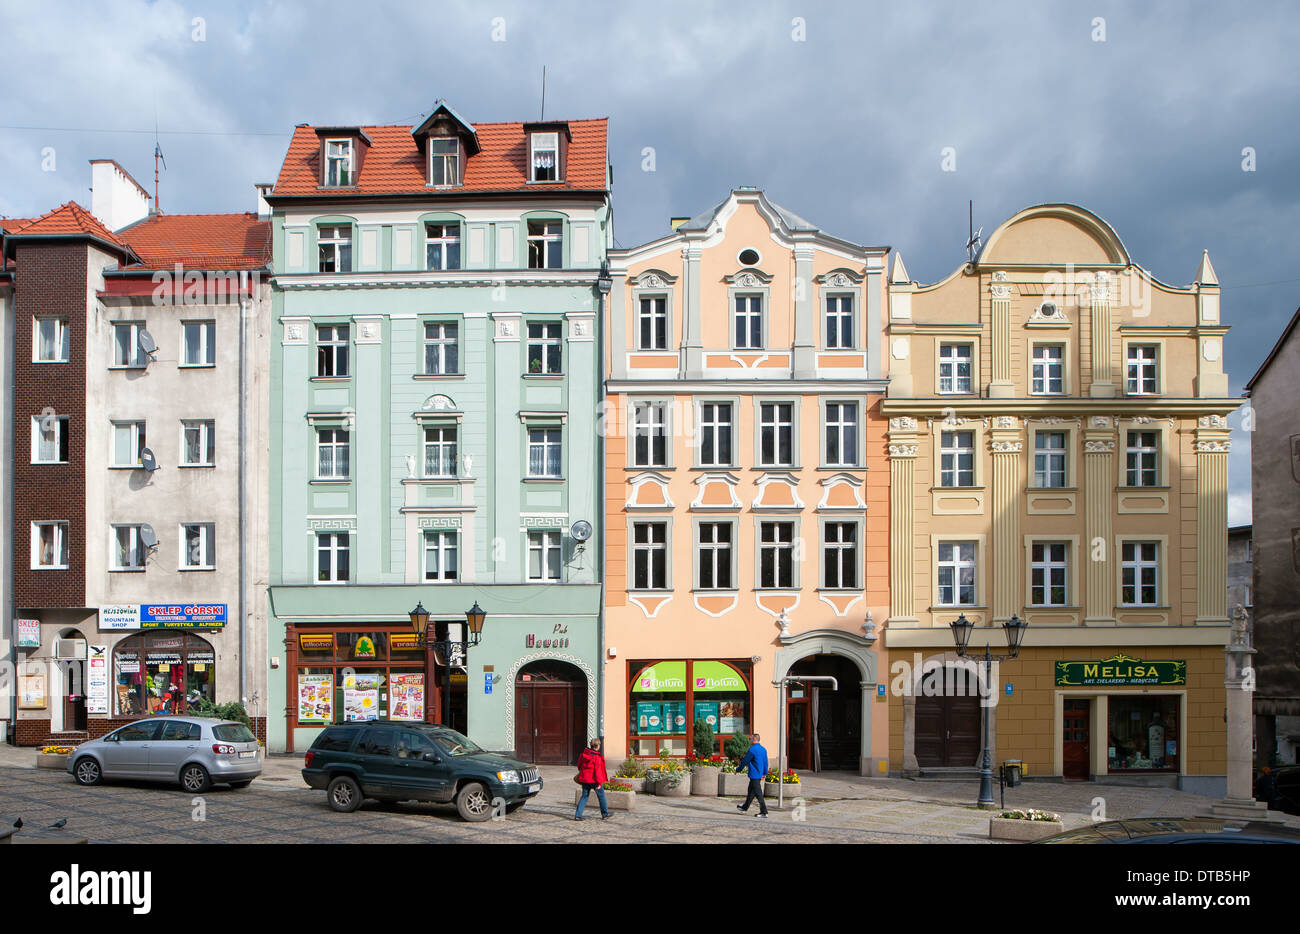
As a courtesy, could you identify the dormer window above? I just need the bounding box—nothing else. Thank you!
[531,132,559,182]
[325,139,354,187]
[429,138,459,186]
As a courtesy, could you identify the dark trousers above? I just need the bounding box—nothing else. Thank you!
[740,778,768,814]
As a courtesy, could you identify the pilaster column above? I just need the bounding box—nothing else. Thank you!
[792,245,816,378]
[1083,415,1117,624]
[491,312,522,579]
[681,244,703,378]
[1088,272,1116,398]
[352,315,384,581]
[888,417,919,624]
[608,270,627,379]
[988,416,1023,622]
[989,273,1013,398]
[1195,415,1231,623]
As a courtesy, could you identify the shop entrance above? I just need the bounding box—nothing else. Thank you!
[1063,699,1091,780]
[515,661,586,766]
[915,664,981,768]
[787,655,862,772]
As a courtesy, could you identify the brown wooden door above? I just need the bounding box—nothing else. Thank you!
[534,686,571,764]
[1063,700,1090,780]
[915,668,981,767]
[787,698,811,771]
[515,686,536,762]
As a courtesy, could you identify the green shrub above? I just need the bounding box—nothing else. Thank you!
[616,755,647,778]
[187,697,253,730]
[692,718,715,759]
[724,732,751,764]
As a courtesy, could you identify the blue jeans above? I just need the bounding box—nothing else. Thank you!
[575,783,609,818]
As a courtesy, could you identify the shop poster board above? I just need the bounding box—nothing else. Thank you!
[719,700,746,734]
[636,701,663,734]
[343,689,379,721]
[19,672,46,709]
[662,700,687,734]
[15,619,40,648]
[86,645,109,715]
[298,674,333,723]
[390,673,425,721]
[693,700,720,733]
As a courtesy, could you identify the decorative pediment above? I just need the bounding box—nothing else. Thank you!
[725,269,773,288]
[690,472,742,510]
[694,594,738,618]
[626,471,675,510]
[632,268,678,289]
[817,473,866,511]
[816,267,864,287]
[629,594,673,619]
[752,472,805,510]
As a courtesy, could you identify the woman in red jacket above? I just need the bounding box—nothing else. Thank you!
[574,738,612,821]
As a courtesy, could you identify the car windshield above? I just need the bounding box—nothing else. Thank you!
[429,729,483,757]
[213,723,257,743]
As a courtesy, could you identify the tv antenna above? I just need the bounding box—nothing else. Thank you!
[965,200,982,263]
[153,94,166,215]
[539,65,547,121]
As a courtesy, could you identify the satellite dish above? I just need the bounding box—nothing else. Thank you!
[138,329,157,356]
[140,447,159,472]
[570,520,592,543]
[140,524,158,550]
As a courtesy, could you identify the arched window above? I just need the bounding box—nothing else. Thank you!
[113,632,215,717]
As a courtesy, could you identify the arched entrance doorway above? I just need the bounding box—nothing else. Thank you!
[787,655,862,772]
[914,661,982,768]
[514,660,587,765]
[52,627,88,733]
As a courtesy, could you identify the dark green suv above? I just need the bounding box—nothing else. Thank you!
[301,721,542,821]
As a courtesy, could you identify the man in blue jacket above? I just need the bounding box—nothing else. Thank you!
[736,733,769,817]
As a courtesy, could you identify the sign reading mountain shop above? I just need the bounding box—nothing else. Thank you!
[1055,654,1186,687]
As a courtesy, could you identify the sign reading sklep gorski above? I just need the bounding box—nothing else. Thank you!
[100,604,228,631]
[1055,654,1186,687]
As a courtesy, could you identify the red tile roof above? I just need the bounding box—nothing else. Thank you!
[0,217,36,233]
[5,201,133,253]
[271,118,608,197]
[118,212,271,270]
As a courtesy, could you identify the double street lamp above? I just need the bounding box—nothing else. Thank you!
[949,612,1028,809]
[409,600,487,729]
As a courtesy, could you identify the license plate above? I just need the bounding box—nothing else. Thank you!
[528,783,540,793]
[238,751,257,759]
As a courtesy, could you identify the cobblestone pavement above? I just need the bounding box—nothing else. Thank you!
[3,748,1293,843]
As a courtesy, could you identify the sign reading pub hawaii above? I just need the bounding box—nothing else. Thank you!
[1055,654,1187,687]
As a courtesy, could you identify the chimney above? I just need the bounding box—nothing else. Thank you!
[669,217,689,231]
[89,159,150,231]
[255,183,273,218]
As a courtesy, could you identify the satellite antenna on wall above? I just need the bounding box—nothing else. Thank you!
[140,524,159,552]
[567,519,592,569]
[140,447,159,472]
[965,200,982,263]
[138,328,157,365]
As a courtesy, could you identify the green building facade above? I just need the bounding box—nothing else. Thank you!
[265,104,609,761]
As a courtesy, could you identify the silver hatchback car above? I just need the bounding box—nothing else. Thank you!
[68,716,262,793]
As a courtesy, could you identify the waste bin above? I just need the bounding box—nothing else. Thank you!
[1002,760,1023,787]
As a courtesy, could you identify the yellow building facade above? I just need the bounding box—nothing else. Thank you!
[882,205,1234,793]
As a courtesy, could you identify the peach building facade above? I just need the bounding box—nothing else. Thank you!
[882,205,1235,793]
[604,189,890,775]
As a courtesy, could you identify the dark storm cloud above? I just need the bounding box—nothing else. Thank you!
[3,0,1295,520]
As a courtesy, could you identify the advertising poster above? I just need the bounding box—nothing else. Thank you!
[390,673,425,721]
[636,701,663,734]
[298,674,333,723]
[719,700,746,734]
[662,700,687,734]
[19,672,46,709]
[343,688,379,721]
[86,645,109,715]
[15,618,40,648]
[693,700,720,734]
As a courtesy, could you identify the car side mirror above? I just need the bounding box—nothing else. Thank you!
[422,752,440,763]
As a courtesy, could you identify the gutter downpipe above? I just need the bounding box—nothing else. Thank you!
[5,287,15,739]
[238,270,249,707]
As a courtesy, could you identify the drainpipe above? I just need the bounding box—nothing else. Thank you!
[596,259,611,741]
[5,290,15,740]
[238,271,249,707]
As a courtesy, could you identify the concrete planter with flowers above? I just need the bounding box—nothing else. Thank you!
[989,809,1065,842]
[719,771,750,796]
[36,747,75,770]
[574,782,637,811]
[690,765,722,796]
[648,768,690,797]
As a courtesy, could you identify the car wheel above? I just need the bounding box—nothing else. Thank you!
[456,782,493,822]
[73,757,102,786]
[327,776,363,812]
[180,763,212,794]
[505,801,526,814]
[228,780,253,789]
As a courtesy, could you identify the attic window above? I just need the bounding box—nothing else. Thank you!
[531,132,559,182]
[429,138,459,186]
[738,249,761,266]
[325,139,353,186]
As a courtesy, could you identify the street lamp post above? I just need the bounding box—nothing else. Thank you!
[409,600,486,730]
[949,612,1028,809]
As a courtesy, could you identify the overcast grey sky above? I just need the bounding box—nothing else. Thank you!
[3,0,1296,524]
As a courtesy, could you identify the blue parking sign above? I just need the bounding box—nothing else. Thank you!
[484,673,493,695]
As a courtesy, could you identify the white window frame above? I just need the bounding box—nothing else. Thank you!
[31,415,69,464]
[317,225,353,273]
[632,401,669,468]
[31,521,69,570]
[936,541,977,606]
[423,529,459,581]
[424,222,461,270]
[824,293,855,349]
[1125,430,1160,487]
[530,132,559,182]
[1031,344,1064,395]
[1033,431,1068,488]
[938,342,974,394]
[526,321,563,374]
[696,520,734,591]
[316,531,350,584]
[324,139,354,187]
[1120,541,1160,607]
[316,427,351,479]
[423,321,459,375]
[526,220,563,269]
[110,420,147,469]
[527,529,563,582]
[696,401,735,468]
[822,521,859,590]
[180,522,216,570]
[33,317,70,363]
[181,320,216,367]
[316,324,350,377]
[733,293,764,350]
[111,321,148,368]
[423,425,458,478]
[180,419,215,467]
[757,520,797,590]
[630,521,669,591]
[110,524,147,571]
[940,431,975,488]
[823,400,860,467]
[637,295,668,350]
[427,138,459,187]
[1030,541,1069,607]
[1125,343,1159,396]
[758,401,796,468]
[527,427,563,478]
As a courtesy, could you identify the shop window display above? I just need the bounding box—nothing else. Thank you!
[113,632,216,717]
[1108,695,1179,771]
[628,659,751,757]
[293,627,426,727]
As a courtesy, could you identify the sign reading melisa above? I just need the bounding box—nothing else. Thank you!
[1055,654,1187,687]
